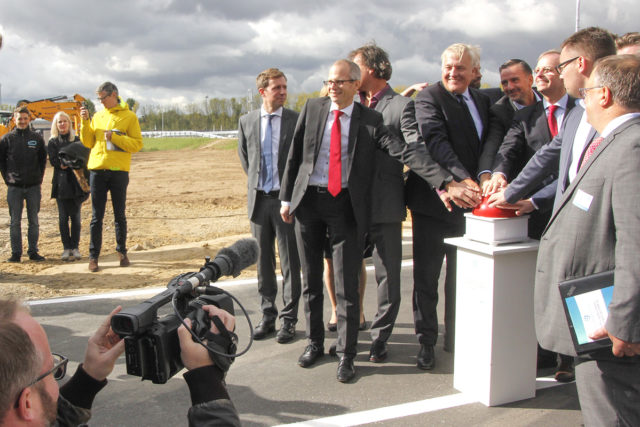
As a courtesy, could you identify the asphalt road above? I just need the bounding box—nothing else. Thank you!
[28,238,583,426]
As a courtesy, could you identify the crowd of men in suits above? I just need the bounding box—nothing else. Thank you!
[238,27,640,424]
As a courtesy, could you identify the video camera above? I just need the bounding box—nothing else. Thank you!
[111,238,258,384]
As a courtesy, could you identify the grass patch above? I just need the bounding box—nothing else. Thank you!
[141,137,238,152]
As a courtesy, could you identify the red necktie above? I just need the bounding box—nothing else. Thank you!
[328,110,343,196]
[580,136,604,170]
[547,104,558,137]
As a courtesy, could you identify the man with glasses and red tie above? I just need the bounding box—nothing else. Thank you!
[0,299,241,426]
[280,59,451,382]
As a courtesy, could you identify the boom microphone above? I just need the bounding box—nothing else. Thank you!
[179,238,259,293]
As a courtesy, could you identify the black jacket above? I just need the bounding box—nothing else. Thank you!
[0,127,47,186]
[47,135,89,200]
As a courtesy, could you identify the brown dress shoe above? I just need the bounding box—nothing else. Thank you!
[89,258,99,272]
[118,252,130,267]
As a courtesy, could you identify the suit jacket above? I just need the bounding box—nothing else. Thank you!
[238,107,298,221]
[280,97,449,232]
[370,88,445,224]
[493,97,577,211]
[504,104,597,212]
[477,95,517,173]
[479,87,504,105]
[535,117,640,358]
[407,81,491,223]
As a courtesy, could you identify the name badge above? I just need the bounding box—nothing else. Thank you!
[573,189,593,212]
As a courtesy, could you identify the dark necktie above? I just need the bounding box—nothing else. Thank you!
[261,114,274,192]
[547,104,558,137]
[579,136,604,170]
[328,110,343,196]
[456,94,478,138]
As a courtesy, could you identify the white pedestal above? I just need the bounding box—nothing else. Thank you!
[444,237,539,406]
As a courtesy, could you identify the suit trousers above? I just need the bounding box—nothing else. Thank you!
[294,188,363,357]
[411,211,464,350]
[7,184,41,256]
[575,357,640,427]
[89,170,129,259]
[250,191,301,322]
[368,221,403,343]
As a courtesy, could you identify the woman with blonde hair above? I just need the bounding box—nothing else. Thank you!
[47,111,89,261]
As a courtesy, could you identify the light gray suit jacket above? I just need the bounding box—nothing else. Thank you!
[238,107,298,221]
[535,116,640,358]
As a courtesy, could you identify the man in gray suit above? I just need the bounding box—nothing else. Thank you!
[535,54,640,426]
[238,68,301,343]
[349,43,451,363]
[488,27,616,215]
[280,59,453,382]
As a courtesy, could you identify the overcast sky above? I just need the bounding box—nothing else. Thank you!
[0,0,637,111]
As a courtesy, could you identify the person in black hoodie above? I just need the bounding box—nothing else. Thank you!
[0,106,47,262]
[47,112,90,261]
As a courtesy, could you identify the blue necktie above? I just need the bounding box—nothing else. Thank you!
[261,114,274,192]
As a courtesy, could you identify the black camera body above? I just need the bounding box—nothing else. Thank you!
[111,273,234,384]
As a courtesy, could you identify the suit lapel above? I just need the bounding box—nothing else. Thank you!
[314,98,331,159]
[348,103,361,163]
[277,109,291,177]
[534,102,553,141]
[547,118,639,229]
[375,90,393,113]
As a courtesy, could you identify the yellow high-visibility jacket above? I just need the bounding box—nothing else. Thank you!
[80,99,143,171]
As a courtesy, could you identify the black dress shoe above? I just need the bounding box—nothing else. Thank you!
[28,253,45,261]
[417,344,435,370]
[7,254,20,263]
[337,356,356,383]
[369,340,388,363]
[298,343,324,367]
[276,319,296,344]
[253,319,276,340]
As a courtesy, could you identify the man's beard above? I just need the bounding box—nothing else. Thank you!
[36,384,57,427]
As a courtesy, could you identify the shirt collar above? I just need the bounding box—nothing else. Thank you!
[543,93,569,111]
[330,101,354,117]
[261,105,283,117]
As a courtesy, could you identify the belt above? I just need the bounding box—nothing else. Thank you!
[257,190,280,197]
[308,186,329,193]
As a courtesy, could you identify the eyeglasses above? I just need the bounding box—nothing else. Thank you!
[323,79,356,87]
[14,353,68,408]
[578,86,603,98]
[555,56,579,74]
[534,66,557,75]
[97,93,112,102]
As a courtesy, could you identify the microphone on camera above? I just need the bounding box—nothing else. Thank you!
[178,238,259,294]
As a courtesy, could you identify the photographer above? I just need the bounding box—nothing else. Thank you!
[0,299,240,427]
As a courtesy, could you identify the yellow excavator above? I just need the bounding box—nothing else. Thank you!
[0,94,86,138]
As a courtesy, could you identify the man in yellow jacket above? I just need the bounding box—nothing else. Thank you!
[80,82,143,272]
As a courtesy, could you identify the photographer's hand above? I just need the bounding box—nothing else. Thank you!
[83,306,125,381]
[178,305,235,370]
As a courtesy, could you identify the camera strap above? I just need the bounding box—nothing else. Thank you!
[204,316,238,374]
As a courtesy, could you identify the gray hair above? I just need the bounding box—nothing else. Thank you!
[441,43,481,69]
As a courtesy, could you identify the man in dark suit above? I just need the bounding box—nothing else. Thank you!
[482,50,578,381]
[408,43,487,369]
[478,59,537,190]
[485,50,577,237]
[238,68,301,343]
[280,59,456,382]
[488,28,616,215]
[535,54,640,426]
[349,43,452,363]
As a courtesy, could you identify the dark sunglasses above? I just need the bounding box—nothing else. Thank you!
[14,353,69,408]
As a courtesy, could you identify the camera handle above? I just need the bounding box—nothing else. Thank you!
[171,286,254,359]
